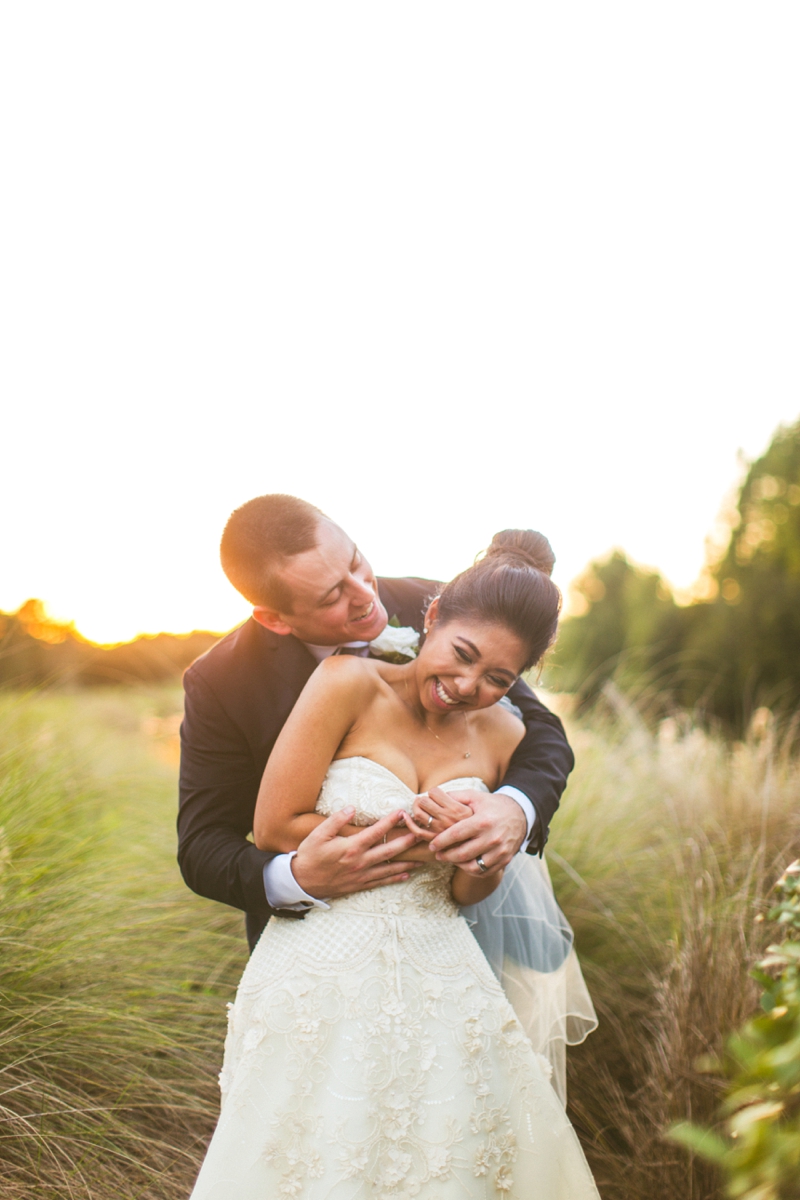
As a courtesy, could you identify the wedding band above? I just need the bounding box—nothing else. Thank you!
[476,856,488,873]
[426,814,434,829]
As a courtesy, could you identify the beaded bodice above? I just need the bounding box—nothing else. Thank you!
[199,758,601,1199]
[314,756,489,918]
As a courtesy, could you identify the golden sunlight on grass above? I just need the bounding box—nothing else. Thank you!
[1,687,798,1197]
[550,692,800,1196]
[0,690,246,1200]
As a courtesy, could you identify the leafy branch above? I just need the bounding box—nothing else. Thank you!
[670,861,800,1199]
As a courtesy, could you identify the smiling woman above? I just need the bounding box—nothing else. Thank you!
[433,528,561,673]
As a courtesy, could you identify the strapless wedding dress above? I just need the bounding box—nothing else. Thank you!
[190,758,600,1199]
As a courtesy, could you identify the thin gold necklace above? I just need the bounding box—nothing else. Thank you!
[403,676,472,759]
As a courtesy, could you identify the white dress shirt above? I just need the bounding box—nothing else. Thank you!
[262,640,537,911]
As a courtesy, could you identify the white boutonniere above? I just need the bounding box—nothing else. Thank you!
[369,619,419,663]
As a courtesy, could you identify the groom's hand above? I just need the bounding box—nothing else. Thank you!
[290,807,419,900]
[429,789,526,876]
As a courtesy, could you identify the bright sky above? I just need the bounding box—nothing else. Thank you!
[2,3,798,644]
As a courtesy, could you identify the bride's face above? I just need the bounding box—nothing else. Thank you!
[415,603,527,715]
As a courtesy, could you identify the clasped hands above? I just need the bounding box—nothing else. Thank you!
[290,786,526,902]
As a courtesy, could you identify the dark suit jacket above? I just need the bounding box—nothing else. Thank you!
[178,577,574,940]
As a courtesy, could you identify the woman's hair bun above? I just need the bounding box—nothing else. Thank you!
[484,529,555,577]
[436,528,561,670]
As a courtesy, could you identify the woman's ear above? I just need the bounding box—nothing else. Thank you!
[422,596,440,635]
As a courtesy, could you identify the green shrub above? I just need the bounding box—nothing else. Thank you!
[550,693,800,1198]
[671,862,800,1199]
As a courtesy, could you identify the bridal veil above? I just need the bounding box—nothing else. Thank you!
[462,852,597,1105]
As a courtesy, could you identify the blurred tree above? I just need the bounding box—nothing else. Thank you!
[680,418,800,725]
[548,418,800,729]
[0,601,221,688]
[546,551,684,708]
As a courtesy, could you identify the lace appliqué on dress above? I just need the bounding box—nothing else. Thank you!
[192,758,600,1200]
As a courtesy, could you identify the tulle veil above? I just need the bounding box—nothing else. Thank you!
[461,852,597,1106]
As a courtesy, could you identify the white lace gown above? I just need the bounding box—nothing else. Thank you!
[190,758,600,1199]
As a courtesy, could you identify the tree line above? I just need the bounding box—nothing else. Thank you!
[0,600,218,688]
[4,417,799,727]
[546,418,800,732]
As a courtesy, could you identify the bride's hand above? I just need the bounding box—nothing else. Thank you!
[410,787,472,840]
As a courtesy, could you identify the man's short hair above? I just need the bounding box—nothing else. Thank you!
[220,494,325,610]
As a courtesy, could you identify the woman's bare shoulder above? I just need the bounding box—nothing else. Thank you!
[471,700,525,756]
[310,653,384,699]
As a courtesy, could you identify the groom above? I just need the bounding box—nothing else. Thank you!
[178,494,574,950]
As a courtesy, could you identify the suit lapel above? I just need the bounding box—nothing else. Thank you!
[247,629,318,757]
[378,578,438,632]
[266,631,317,692]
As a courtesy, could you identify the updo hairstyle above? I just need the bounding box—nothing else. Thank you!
[435,530,561,672]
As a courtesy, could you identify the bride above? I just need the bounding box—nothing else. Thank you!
[190,531,600,1199]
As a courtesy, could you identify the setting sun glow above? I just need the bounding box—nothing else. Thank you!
[1,5,798,645]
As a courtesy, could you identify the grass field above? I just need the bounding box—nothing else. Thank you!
[0,689,246,1199]
[1,686,798,1198]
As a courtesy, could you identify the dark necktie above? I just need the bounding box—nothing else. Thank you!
[334,645,370,658]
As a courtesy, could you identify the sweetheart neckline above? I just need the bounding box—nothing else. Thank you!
[327,754,488,795]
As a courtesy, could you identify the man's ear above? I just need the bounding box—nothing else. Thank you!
[252,606,295,637]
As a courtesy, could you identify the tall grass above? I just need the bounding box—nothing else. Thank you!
[0,690,246,1199]
[1,686,798,1198]
[550,688,800,1199]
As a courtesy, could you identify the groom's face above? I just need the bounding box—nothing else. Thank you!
[258,520,388,646]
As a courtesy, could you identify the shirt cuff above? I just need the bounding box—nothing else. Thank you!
[262,852,331,911]
[495,785,538,853]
